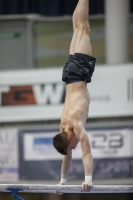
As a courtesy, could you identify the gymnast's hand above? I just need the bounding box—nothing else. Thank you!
[82,180,93,191]
[58,182,66,185]
[55,182,65,195]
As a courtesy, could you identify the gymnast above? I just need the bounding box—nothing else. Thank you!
[53,0,96,191]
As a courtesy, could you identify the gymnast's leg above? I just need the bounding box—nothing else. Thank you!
[69,0,92,56]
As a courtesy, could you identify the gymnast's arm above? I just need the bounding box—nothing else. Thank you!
[74,121,93,190]
[59,150,72,185]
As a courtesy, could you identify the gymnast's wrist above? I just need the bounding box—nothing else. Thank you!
[85,175,92,182]
[60,177,67,184]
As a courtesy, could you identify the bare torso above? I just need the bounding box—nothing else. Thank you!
[60,82,90,133]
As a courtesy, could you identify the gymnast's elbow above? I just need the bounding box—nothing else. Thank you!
[82,151,92,158]
[80,135,92,157]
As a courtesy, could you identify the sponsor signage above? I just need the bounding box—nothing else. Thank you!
[24,128,133,161]
[0,129,18,181]
[0,64,133,122]
[20,126,133,179]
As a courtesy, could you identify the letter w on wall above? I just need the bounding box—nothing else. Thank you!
[33,84,64,104]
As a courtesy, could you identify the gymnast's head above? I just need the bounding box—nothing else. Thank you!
[53,131,69,155]
[53,131,79,155]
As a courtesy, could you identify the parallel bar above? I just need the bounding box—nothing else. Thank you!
[0,184,133,193]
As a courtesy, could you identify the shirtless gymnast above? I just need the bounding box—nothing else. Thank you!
[53,0,96,191]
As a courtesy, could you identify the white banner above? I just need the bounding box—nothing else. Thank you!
[24,132,63,161]
[0,129,18,181]
[24,128,133,161]
[0,64,133,122]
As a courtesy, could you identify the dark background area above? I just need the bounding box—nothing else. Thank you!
[0,0,133,16]
[0,192,133,200]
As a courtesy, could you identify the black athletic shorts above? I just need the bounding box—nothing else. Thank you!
[62,53,96,85]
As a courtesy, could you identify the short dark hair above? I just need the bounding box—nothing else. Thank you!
[53,131,69,155]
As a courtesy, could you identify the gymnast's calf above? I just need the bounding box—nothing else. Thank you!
[53,0,96,191]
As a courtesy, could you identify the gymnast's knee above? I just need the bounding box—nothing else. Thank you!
[77,24,90,35]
